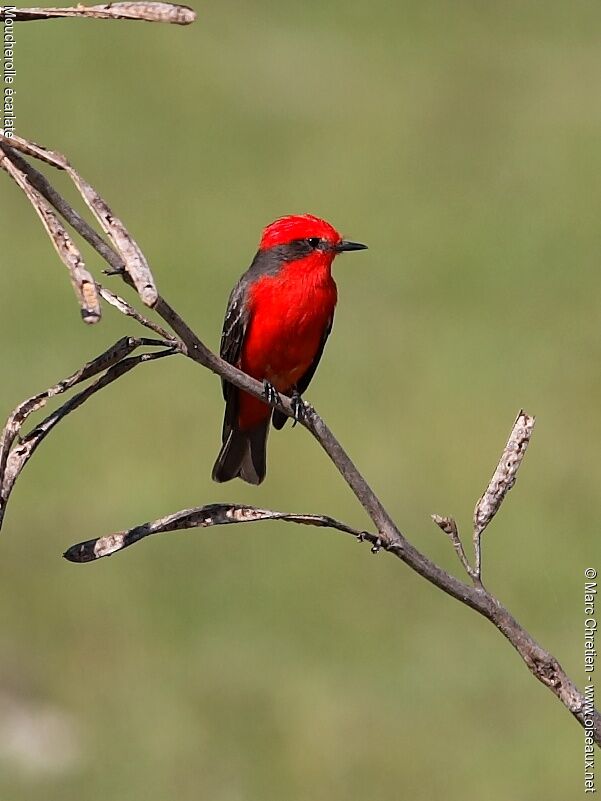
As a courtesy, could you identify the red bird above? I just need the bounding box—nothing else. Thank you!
[212,214,367,484]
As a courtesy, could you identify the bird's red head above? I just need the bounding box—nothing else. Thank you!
[260,214,341,250]
[258,214,367,258]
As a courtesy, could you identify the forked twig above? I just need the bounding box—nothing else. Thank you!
[432,410,535,586]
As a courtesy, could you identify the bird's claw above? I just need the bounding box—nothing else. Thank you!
[290,390,308,427]
[263,380,281,407]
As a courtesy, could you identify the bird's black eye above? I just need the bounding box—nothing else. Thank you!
[307,237,321,249]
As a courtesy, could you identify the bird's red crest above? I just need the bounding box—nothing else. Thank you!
[259,214,341,250]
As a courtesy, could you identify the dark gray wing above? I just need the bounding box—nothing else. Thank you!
[272,315,333,430]
[295,316,333,396]
[219,246,281,401]
[219,281,249,402]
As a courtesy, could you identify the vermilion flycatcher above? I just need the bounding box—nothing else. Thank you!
[212,214,367,485]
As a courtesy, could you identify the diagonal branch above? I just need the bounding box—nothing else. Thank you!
[63,503,375,562]
[0,3,196,25]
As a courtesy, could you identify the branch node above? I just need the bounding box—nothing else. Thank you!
[431,514,458,537]
[431,513,476,581]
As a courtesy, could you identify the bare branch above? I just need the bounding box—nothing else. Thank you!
[0,146,101,323]
[69,170,158,306]
[0,133,66,168]
[1,131,598,747]
[0,338,177,529]
[0,2,196,25]
[63,504,373,562]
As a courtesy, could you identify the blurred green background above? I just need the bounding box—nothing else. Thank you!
[0,2,599,798]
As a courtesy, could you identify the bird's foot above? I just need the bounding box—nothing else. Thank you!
[370,537,382,554]
[263,380,282,407]
[290,390,309,427]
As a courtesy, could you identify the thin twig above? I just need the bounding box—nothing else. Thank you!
[0,147,101,323]
[431,514,477,580]
[64,504,373,562]
[98,286,174,341]
[0,3,196,25]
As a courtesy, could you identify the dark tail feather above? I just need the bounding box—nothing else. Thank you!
[212,421,269,485]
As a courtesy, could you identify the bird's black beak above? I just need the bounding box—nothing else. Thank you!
[335,239,368,253]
